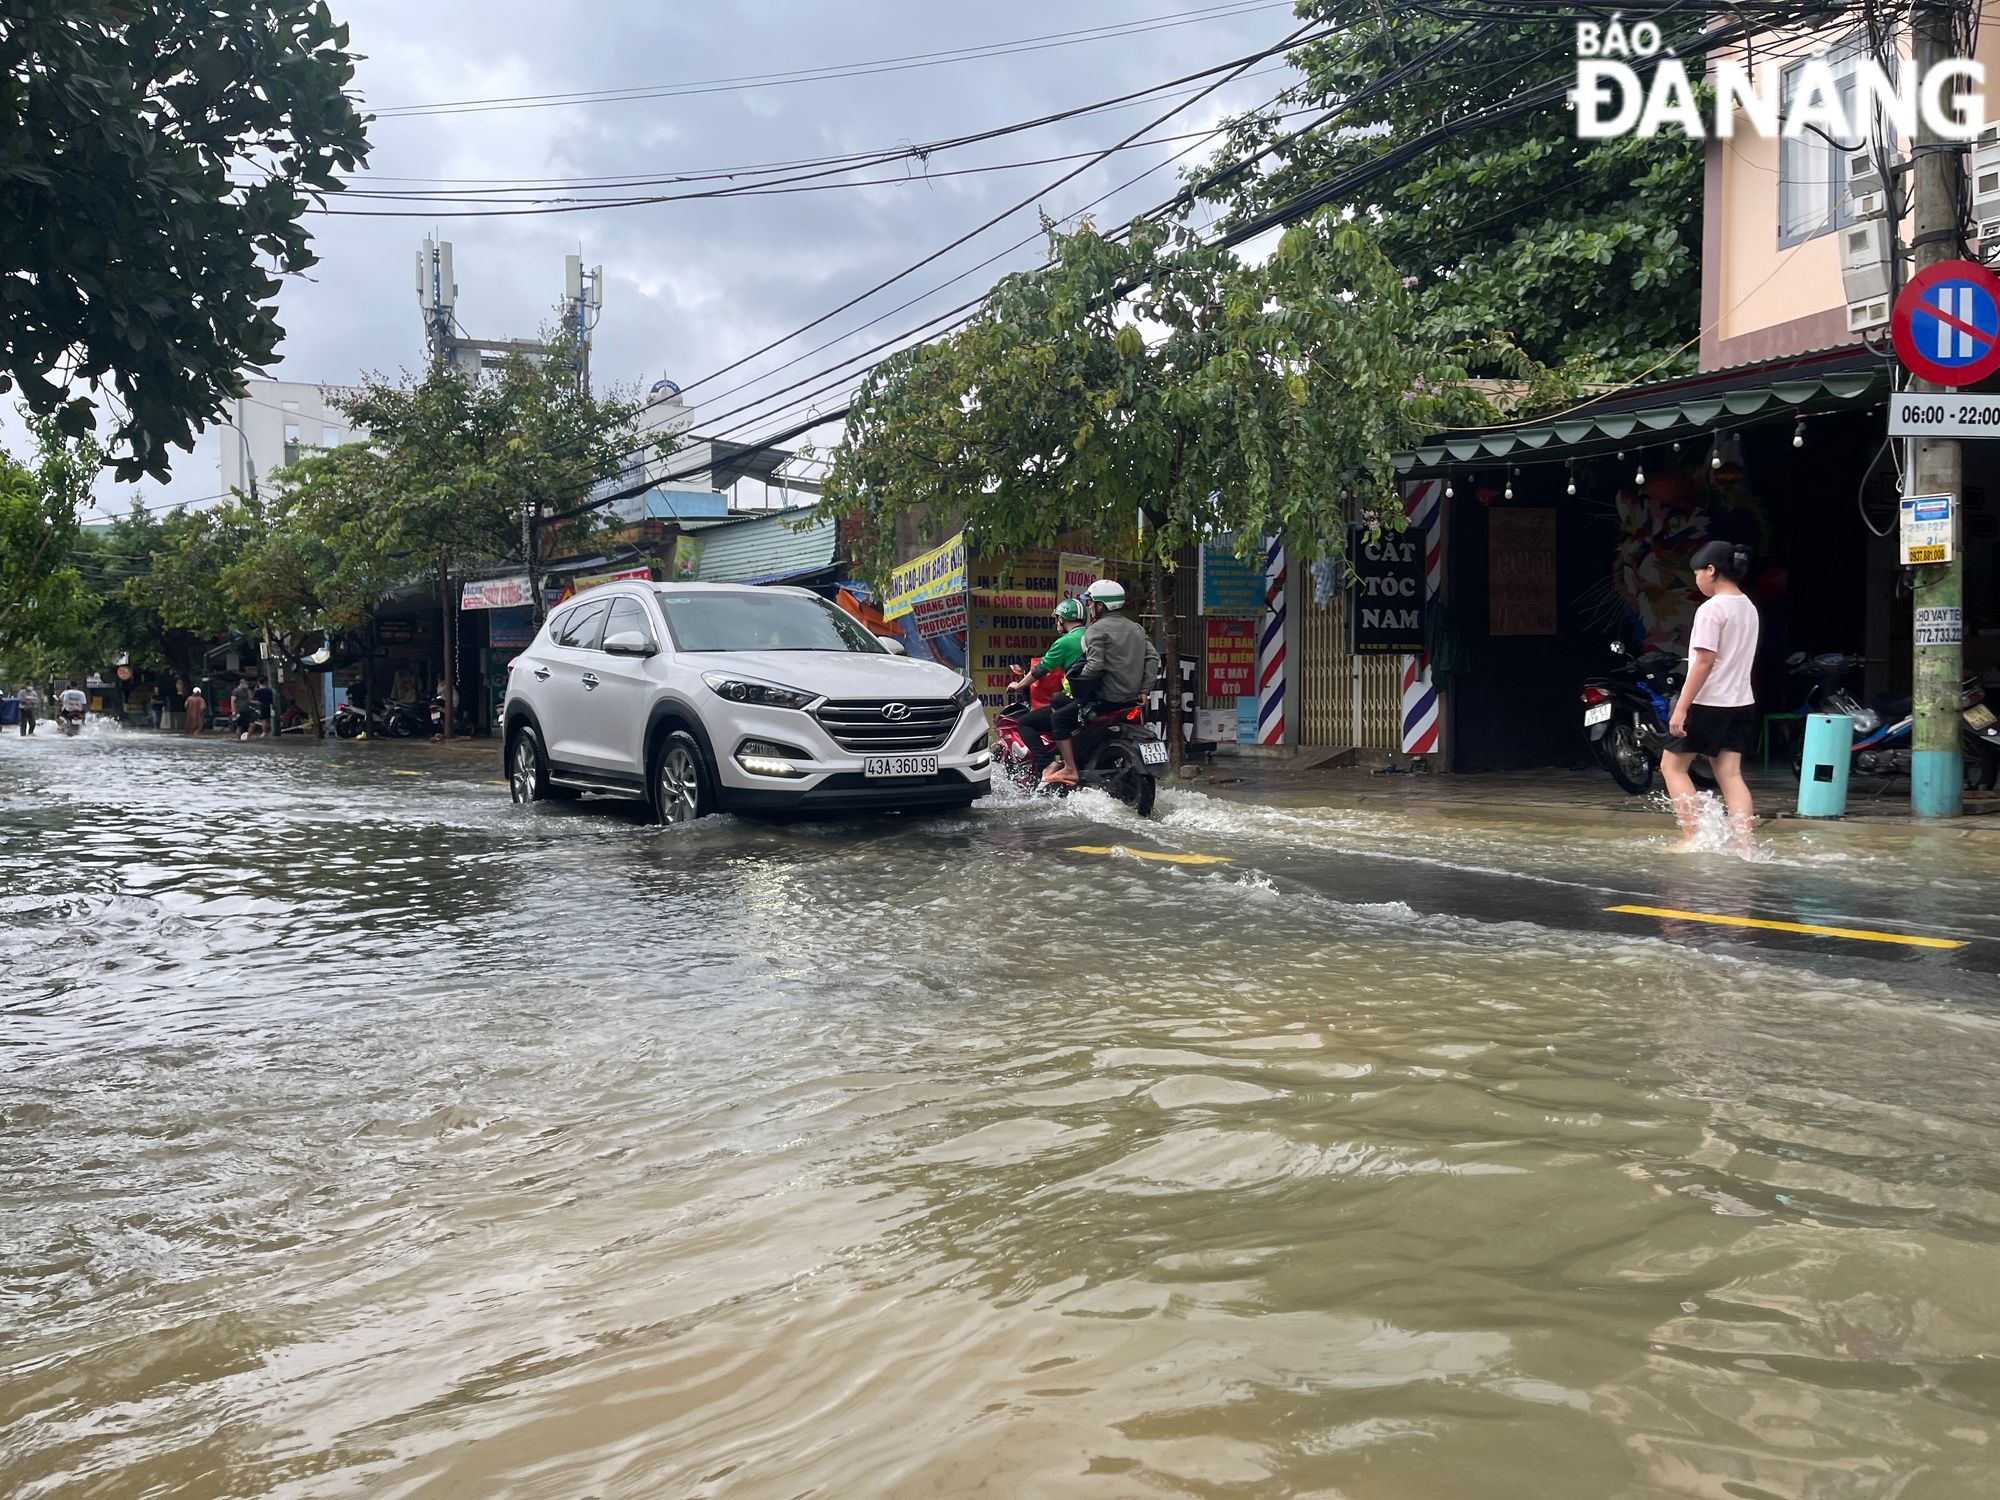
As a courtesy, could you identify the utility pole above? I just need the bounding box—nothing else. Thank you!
[1908,0,1968,816]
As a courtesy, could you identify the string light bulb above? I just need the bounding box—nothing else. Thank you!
[1443,473,1454,499]
[1566,461,1577,497]
[1635,458,1646,486]
[1793,417,1806,449]
[1504,466,1514,501]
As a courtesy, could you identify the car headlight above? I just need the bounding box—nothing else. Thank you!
[951,680,977,712]
[701,673,817,710]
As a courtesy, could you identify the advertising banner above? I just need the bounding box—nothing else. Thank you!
[1199,536,1266,616]
[552,564,652,606]
[884,532,968,620]
[487,608,535,649]
[1346,523,1426,653]
[910,594,968,640]
[1205,617,1258,697]
[671,534,706,580]
[1057,551,1102,601]
[966,550,1059,710]
[460,574,531,610]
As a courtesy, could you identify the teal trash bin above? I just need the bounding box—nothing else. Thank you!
[0,696,17,727]
[1796,713,1854,818]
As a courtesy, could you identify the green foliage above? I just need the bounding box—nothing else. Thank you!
[0,1,371,480]
[1201,3,1703,381]
[335,333,641,576]
[827,215,1479,582]
[0,416,104,669]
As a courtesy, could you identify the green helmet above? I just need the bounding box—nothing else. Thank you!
[1083,579,1127,610]
[1052,597,1084,624]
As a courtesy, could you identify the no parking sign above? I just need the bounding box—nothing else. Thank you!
[1891,259,2000,386]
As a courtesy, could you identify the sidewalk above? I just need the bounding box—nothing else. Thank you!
[1181,748,2000,828]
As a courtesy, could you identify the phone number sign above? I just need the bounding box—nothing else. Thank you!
[1900,493,1956,565]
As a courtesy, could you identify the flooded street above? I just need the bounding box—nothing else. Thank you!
[4,728,2000,1498]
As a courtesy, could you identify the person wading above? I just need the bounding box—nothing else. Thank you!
[16,682,38,736]
[1662,540,1761,855]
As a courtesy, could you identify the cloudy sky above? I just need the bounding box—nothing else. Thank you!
[34,0,1305,517]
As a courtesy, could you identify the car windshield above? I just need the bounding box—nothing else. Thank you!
[654,590,886,653]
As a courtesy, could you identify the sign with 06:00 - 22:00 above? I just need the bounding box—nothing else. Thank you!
[1887,392,2000,436]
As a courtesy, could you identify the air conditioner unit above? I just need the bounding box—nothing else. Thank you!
[1846,296,1891,333]
[1847,150,1883,196]
[1839,216,1891,302]
[1974,130,2000,219]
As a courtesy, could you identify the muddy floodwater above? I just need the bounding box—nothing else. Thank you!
[4,728,1999,1498]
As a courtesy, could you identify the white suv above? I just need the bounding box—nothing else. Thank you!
[502,582,992,821]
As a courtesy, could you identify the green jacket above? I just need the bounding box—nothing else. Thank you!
[1026,625,1085,688]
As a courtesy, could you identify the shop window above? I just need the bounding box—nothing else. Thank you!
[1777,36,1874,248]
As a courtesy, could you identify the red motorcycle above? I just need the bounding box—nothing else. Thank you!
[992,685,1165,816]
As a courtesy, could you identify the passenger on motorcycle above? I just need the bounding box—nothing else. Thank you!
[1008,598,1086,765]
[1042,579,1161,787]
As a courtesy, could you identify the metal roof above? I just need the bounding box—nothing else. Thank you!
[1396,348,1891,475]
[691,508,839,584]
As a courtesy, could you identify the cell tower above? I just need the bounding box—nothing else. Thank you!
[416,237,604,388]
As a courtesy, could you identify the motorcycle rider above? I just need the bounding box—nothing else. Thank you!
[1009,598,1087,765]
[1042,579,1161,788]
[57,686,87,731]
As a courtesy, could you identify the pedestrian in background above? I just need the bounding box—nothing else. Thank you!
[1662,540,1761,856]
[231,678,254,741]
[184,684,206,735]
[252,677,276,738]
[16,682,39,735]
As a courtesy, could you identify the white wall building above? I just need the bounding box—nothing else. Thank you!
[216,380,364,498]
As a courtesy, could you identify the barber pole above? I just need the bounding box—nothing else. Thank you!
[1257,536,1286,746]
[1400,480,1443,755]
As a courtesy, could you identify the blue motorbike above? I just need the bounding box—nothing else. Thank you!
[1787,652,2000,791]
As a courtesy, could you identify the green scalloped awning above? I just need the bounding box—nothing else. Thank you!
[1394,365,1889,474]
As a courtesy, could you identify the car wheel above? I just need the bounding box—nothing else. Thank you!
[508,724,551,804]
[651,730,713,824]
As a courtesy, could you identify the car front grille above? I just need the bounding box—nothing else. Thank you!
[815,698,960,754]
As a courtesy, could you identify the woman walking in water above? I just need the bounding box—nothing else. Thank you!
[1662,540,1760,855]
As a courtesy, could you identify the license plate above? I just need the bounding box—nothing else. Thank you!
[1138,740,1169,765]
[864,754,937,779]
[1967,703,1997,730]
[1583,702,1613,726]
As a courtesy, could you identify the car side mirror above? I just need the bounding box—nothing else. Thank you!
[876,636,908,656]
[602,630,656,657]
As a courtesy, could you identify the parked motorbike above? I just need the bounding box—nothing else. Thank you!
[1787,652,2000,790]
[1580,640,1712,795]
[428,691,475,739]
[992,684,1166,816]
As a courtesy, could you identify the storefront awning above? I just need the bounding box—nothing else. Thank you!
[1395,356,1890,475]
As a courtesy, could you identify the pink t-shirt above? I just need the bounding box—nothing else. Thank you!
[1689,593,1759,707]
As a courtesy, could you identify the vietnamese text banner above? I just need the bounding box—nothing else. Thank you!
[884,533,968,619]
[461,575,531,610]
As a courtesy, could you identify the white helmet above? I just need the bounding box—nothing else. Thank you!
[1083,579,1126,610]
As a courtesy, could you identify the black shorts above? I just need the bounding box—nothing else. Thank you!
[1665,703,1757,758]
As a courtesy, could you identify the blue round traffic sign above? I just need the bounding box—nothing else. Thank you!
[1892,259,2000,387]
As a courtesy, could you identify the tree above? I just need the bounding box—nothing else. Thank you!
[0,416,104,671]
[1,2,370,480]
[332,334,639,734]
[825,215,1486,756]
[1201,2,1702,382]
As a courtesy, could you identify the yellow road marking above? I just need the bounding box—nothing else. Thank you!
[391,769,426,777]
[1606,904,1966,950]
[1069,844,1232,866]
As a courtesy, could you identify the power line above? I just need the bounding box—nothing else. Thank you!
[675,20,1330,397]
[366,2,1291,119]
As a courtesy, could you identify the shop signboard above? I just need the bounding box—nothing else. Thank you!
[1199,536,1266,616]
[1057,551,1101,602]
[1195,707,1240,743]
[1488,508,1558,636]
[966,551,1059,709]
[553,564,652,605]
[1900,492,1956,565]
[487,608,535,649]
[460,574,531,610]
[910,594,967,641]
[1205,617,1258,697]
[883,532,967,620]
[1346,523,1426,653]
